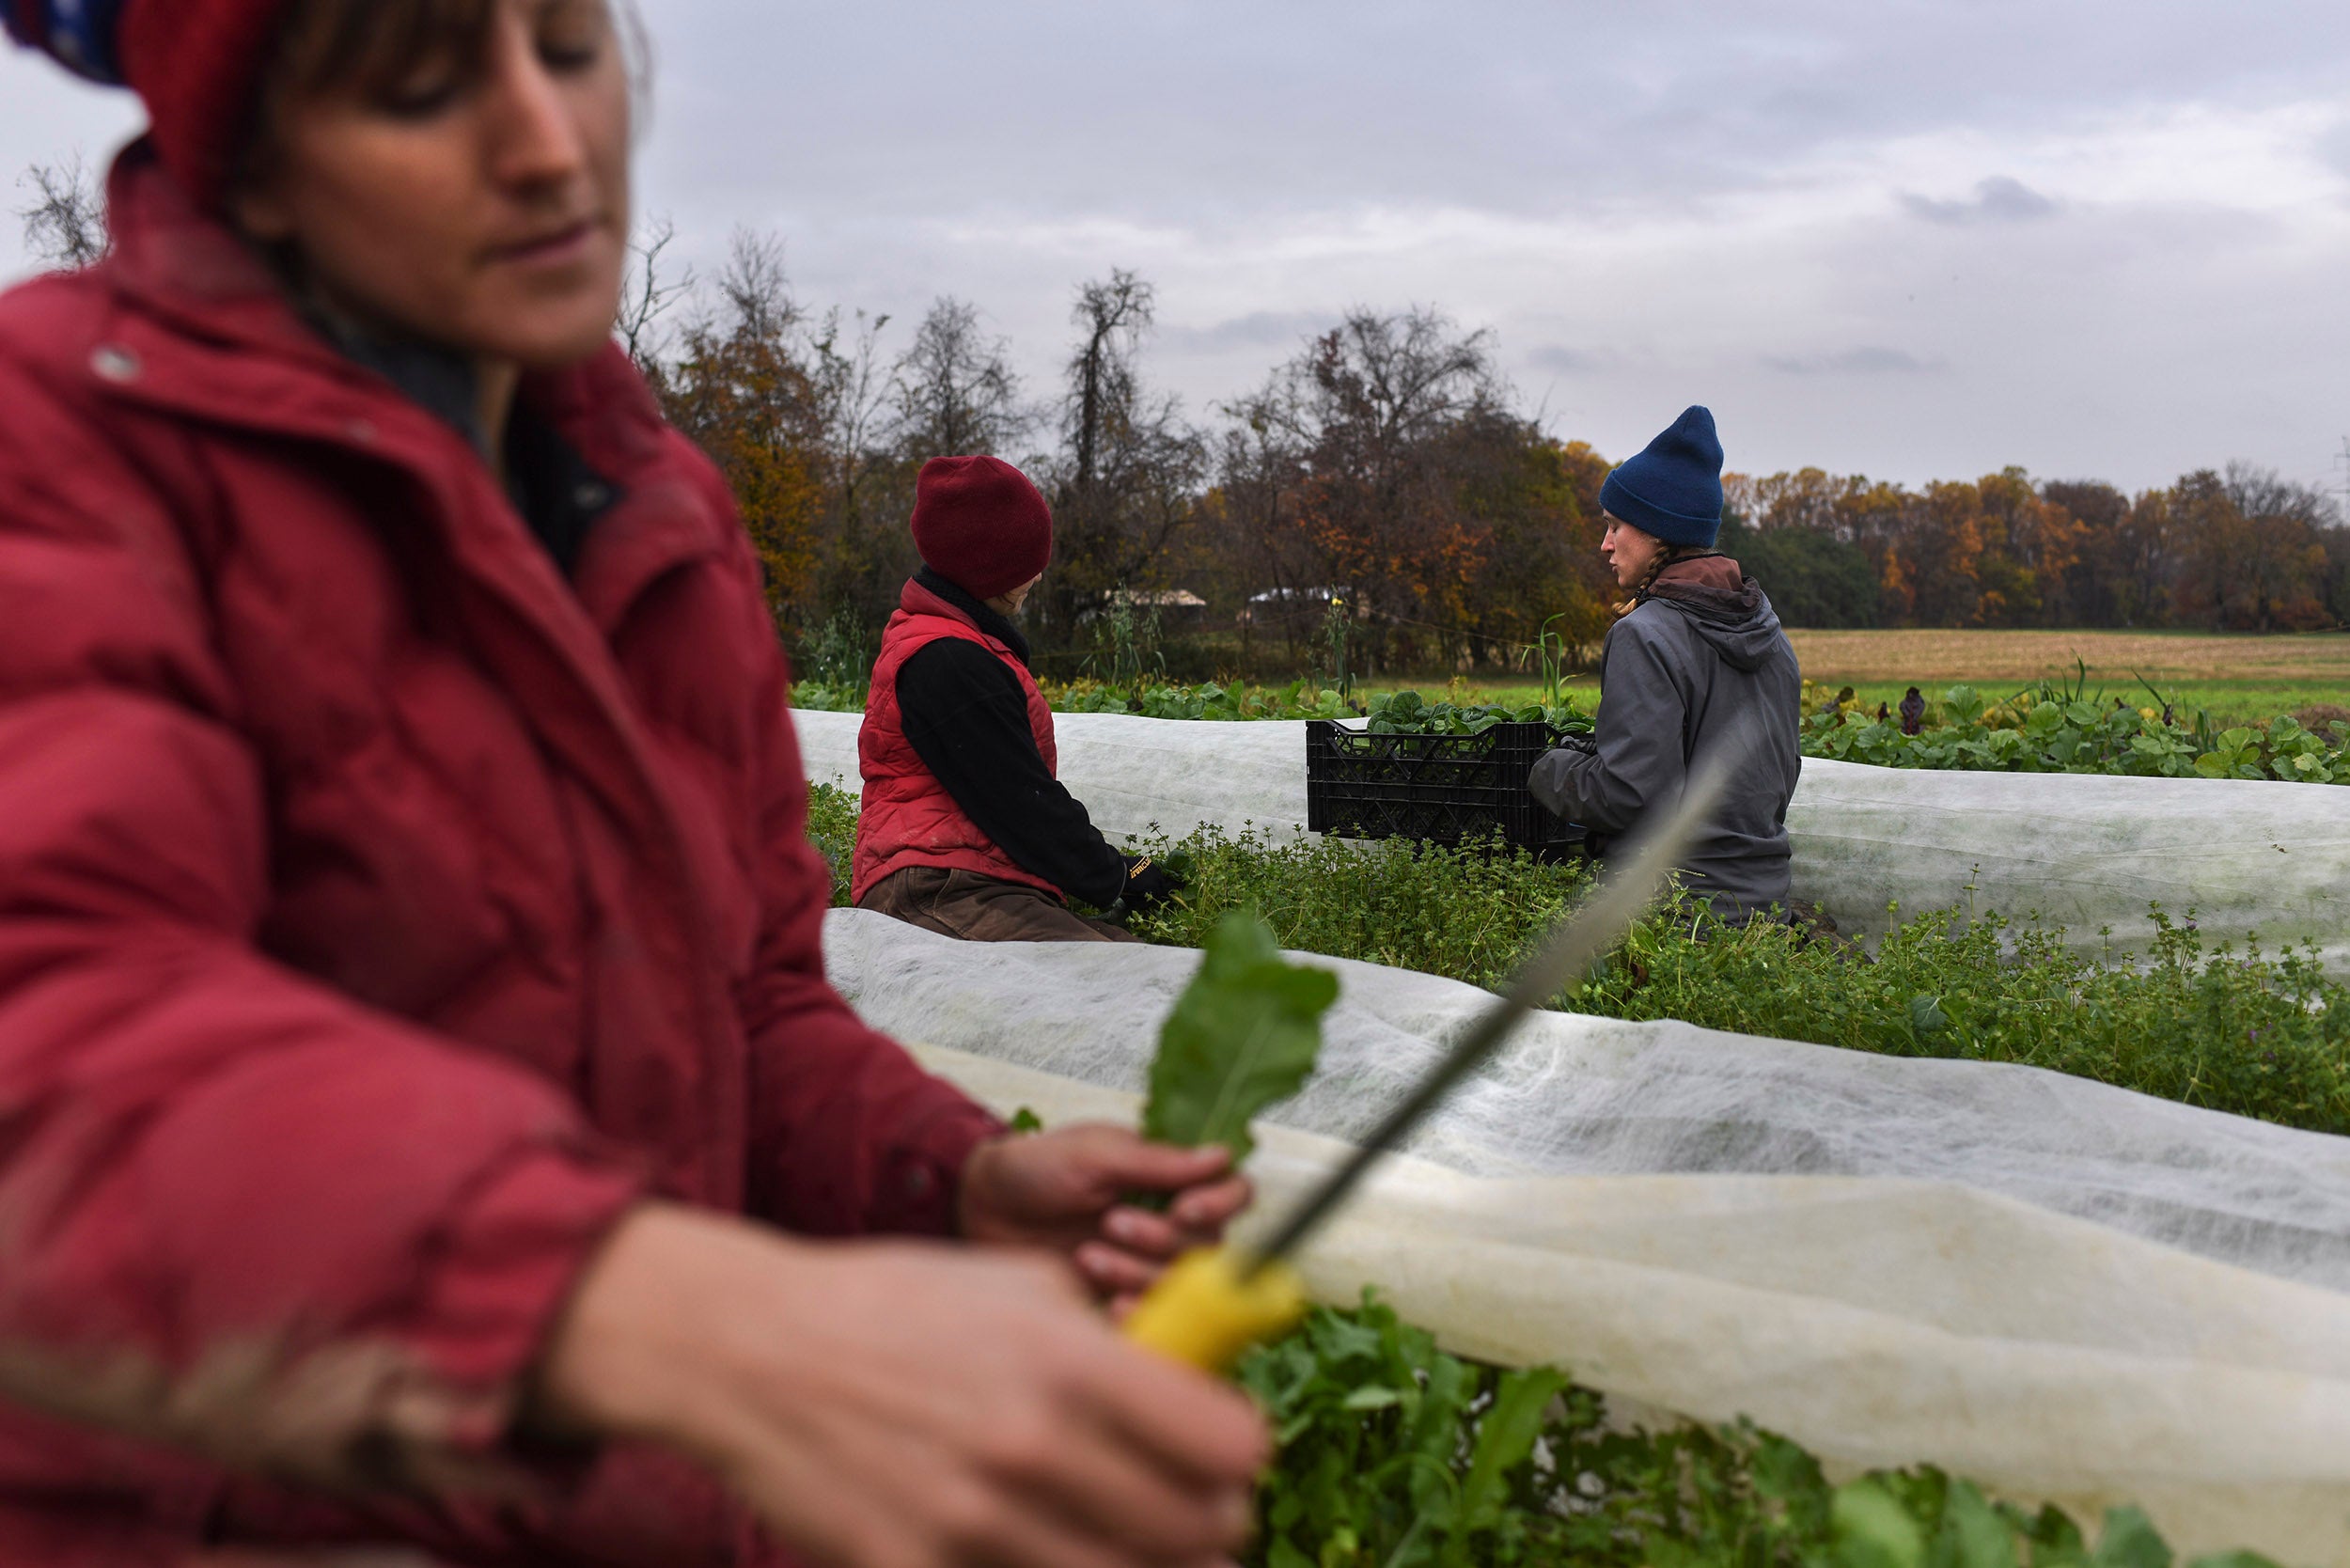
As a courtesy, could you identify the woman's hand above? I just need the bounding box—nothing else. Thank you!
[959,1124,1255,1310]
[538,1204,1267,1568]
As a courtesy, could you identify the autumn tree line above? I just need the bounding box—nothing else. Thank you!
[635,233,2349,680]
[627,230,1620,681]
[19,161,2349,679]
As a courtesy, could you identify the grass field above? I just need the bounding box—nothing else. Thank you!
[1375,628,2350,725]
[1785,629,2350,721]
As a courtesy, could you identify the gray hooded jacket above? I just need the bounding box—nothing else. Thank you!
[1528,558,1803,917]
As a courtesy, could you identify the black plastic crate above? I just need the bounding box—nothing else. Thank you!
[1305,720,1590,857]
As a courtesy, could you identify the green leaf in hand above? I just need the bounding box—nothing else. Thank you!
[1144,912,1339,1168]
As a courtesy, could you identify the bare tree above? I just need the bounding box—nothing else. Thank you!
[808,306,895,526]
[1066,270,1155,498]
[16,156,106,270]
[791,306,917,630]
[714,228,800,345]
[2221,461,2338,631]
[616,214,695,377]
[1243,307,1509,668]
[650,230,829,631]
[889,297,1027,461]
[1037,270,1208,648]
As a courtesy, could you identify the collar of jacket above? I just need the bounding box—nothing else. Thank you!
[1644,552,1762,617]
[905,567,1033,667]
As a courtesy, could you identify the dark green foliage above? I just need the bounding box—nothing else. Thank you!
[805,779,859,906]
[1720,512,1883,629]
[1242,1295,2279,1568]
[1360,688,1594,737]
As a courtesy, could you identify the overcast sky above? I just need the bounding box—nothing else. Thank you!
[7,1,2350,495]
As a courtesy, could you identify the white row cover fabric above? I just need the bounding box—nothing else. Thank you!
[791,708,2350,967]
[819,909,2350,1564]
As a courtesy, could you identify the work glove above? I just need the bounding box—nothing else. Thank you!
[1120,855,1183,912]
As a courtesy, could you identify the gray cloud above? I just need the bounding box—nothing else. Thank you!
[1763,348,1946,376]
[2320,120,2350,180]
[1526,344,1602,375]
[1158,310,1337,355]
[1902,177,2060,226]
[7,2,2348,493]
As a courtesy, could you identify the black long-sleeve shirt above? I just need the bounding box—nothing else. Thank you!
[894,570,1130,906]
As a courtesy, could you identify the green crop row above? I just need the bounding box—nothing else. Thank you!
[805,786,2350,1137]
[791,676,2346,783]
[1243,1294,2272,1568]
[1802,684,2348,784]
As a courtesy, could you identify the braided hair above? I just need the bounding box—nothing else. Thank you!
[1613,544,1720,619]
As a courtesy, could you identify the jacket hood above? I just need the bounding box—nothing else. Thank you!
[1645,555,1787,672]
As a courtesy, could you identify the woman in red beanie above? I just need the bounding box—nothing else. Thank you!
[852,455,1182,942]
[0,4,1266,1566]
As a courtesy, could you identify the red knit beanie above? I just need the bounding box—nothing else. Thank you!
[8,0,295,211]
[910,456,1055,602]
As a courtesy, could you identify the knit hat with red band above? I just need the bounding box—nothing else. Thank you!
[8,0,294,211]
[909,456,1055,603]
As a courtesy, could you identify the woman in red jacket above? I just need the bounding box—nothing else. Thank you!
[0,3,1265,1566]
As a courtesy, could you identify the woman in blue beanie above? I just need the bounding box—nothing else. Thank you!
[1528,407,1808,921]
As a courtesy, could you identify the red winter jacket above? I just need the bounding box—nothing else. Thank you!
[849,579,1063,904]
[0,149,1002,1567]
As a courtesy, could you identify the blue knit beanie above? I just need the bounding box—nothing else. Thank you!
[1600,406,1725,549]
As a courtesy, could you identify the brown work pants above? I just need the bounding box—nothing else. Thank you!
[858,867,1142,944]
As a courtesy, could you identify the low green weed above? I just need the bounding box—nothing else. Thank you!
[1134,827,1594,991]
[1581,904,2350,1135]
[1245,1294,2277,1568]
[1133,823,2349,1137]
[806,778,859,905]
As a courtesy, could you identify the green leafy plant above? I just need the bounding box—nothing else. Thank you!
[805,778,860,905]
[1362,688,1593,738]
[1802,682,2346,786]
[1142,912,1339,1166]
[1239,1295,2278,1568]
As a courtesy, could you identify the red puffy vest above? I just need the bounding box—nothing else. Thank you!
[852,580,1065,903]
